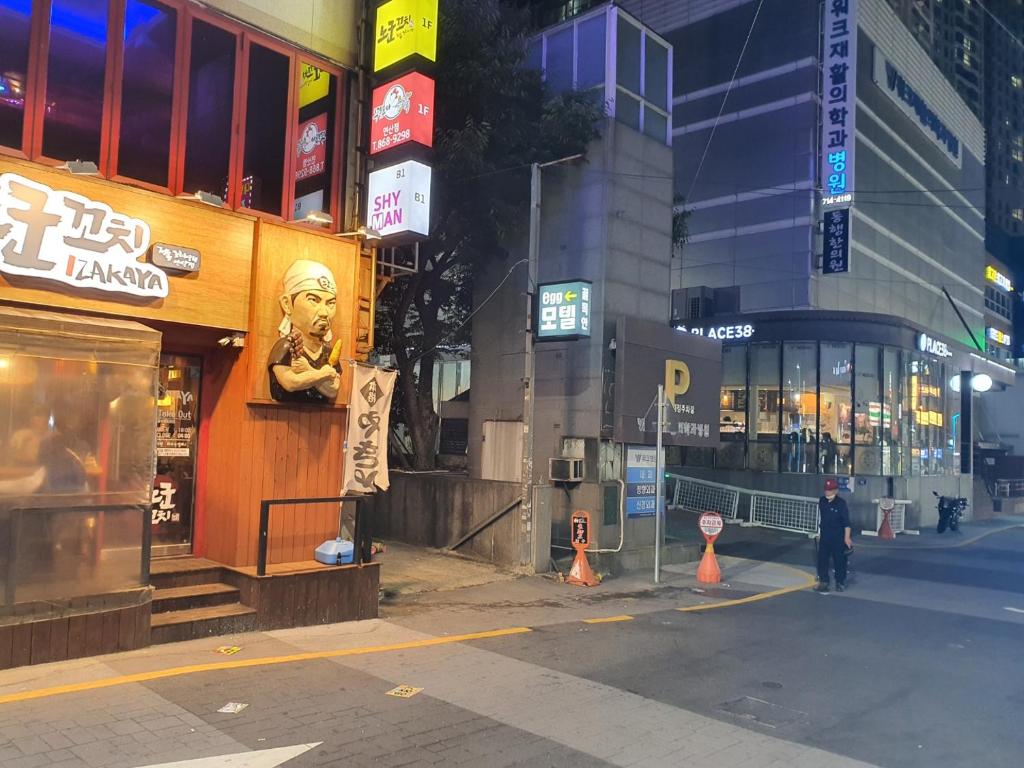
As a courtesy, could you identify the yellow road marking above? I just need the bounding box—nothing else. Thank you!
[0,626,531,707]
[677,568,818,613]
[582,615,634,624]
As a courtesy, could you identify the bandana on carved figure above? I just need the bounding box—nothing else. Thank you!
[277,259,337,342]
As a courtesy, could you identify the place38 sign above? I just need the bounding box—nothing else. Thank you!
[0,173,167,299]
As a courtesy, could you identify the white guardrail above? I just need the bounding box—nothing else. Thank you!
[668,474,820,536]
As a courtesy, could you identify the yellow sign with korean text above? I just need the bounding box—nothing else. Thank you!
[373,0,438,72]
[299,63,330,108]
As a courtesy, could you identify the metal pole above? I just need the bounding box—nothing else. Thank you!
[655,384,665,584]
[519,162,541,570]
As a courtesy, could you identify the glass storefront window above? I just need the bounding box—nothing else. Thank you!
[782,343,817,474]
[241,43,289,214]
[43,0,109,163]
[293,63,338,223]
[718,345,746,469]
[0,0,31,150]
[911,358,946,475]
[118,0,177,187]
[946,369,960,474]
[748,343,780,471]
[820,342,853,475]
[183,19,236,199]
[854,344,882,476]
[882,347,903,476]
[153,354,201,554]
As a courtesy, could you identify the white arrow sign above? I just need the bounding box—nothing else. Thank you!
[134,742,322,768]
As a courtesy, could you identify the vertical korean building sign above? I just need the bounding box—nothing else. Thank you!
[371,72,436,155]
[823,207,851,274]
[374,0,439,72]
[536,280,592,340]
[821,0,857,210]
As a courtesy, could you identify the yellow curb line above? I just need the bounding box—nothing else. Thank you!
[582,615,634,624]
[677,566,818,613]
[0,626,531,707]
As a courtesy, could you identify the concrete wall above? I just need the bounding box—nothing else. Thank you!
[203,0,360,65]
[372,473,522,567]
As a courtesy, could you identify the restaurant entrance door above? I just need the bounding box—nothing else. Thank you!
[151,354,201,557]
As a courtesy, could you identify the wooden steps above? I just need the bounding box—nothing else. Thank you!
[149,558,256,645]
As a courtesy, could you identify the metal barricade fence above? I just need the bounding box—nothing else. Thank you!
[995,479,1024,498]
[668,474,741,520]
[873,500,908,534]
[749,490,820,536]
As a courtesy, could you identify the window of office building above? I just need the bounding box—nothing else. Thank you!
[748,343,780,471]
[820,343,853,475]
[293,63,338,223]
[782,343,816,474]
[240,43,288,214]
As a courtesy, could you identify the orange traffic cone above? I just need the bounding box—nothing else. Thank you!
[696,539,721,584]
[878,510,895,540]
[566,548,600,587]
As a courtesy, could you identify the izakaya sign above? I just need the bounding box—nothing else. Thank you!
[367,160,431,237]
[371,72,435,154]
[0,173,167,298]
[374,0,438,72]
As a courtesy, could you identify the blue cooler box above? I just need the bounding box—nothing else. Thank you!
[314,537,354,565]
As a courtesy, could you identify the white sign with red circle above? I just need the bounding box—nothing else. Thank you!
[698,512,723,539]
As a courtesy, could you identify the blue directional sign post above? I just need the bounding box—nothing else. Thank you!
[625,445,658,518]
[536,280,592,341]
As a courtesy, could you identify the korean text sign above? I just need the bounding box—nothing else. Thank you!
[0,172,167,299]
[625,446,658,518]
[371,73,435,155]
[823,207,851,274]
[367,160,432,238]
[374,0,438,72]
[821,0,857,208]
[536,280,592,340]
[295,114,328,182]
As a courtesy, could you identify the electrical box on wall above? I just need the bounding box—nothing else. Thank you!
[549,457,585,483]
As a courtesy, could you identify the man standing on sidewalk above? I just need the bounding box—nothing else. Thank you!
[816,479,852,593]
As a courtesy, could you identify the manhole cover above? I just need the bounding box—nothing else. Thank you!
[719,696,807,729]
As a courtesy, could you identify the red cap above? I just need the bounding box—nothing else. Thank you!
[824,479,839,491]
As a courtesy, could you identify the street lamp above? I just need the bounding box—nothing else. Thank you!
[519,153,585,571]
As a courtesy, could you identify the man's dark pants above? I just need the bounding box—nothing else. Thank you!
[817,534,848,585]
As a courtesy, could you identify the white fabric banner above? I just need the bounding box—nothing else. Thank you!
[343,365,398,493]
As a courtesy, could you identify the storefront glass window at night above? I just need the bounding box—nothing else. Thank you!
[685,338,962,479]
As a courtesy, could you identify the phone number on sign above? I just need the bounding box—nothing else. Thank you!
[372,130,411,152]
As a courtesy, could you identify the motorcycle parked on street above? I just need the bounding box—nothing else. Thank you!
[933,491,968,533]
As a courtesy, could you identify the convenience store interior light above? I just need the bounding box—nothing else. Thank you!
[56,160,98,175]
[176,190,224,207]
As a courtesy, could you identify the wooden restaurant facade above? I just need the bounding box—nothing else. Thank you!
[0,0,379,669]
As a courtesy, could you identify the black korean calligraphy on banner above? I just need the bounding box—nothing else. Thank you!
[820,0,857,209]
[823,207,851,274]
[343,365,398,493]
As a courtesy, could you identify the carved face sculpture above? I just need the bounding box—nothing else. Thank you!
[277,260,337,345]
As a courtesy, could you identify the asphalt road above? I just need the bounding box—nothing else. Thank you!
[476,525,1024,768]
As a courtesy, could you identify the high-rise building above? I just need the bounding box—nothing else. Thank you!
[983,0,1024,244]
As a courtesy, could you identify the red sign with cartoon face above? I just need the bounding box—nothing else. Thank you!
[295,113,328,181]
[370,72,435,155]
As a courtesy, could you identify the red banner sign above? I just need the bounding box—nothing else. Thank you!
[370,72,435,155]
[295,113,328,181]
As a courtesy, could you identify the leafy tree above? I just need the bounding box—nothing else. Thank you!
[375,0,603,470]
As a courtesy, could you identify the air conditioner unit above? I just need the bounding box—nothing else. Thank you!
[549,457,584,483]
